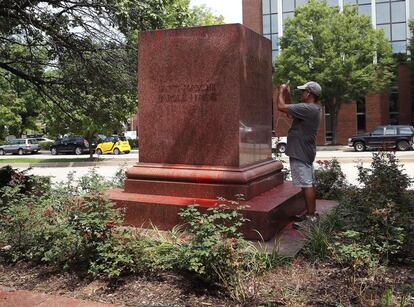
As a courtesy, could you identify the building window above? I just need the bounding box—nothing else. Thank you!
[391,1,406,23]
[271,0,278,13]
[377,24,391,39]
[263,0,279,63]
[283,0,295,12]
[263,0,271,14]
[389,85,399,124]
[357,99,366,132]
[358,4,371,17]
[376,3,390,23]
[376,0,407,54]
[411,0,414,18]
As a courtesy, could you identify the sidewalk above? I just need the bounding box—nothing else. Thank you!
[0,286,118,307]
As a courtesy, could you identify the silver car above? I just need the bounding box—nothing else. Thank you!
[0,138,39,155]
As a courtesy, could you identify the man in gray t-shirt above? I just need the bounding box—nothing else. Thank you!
[277,81,322,228]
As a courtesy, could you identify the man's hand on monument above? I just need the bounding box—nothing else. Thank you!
[280,84,290,94]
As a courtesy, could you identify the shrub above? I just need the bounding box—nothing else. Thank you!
[0,170,285,302]
[333,152,413,264]
[314,159,347,200]
[178,205,270,302]
[38,141,53,150]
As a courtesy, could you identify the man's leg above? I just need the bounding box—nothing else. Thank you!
[302,186,316,216]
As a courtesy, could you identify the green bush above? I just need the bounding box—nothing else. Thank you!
[38,141,53,150]
[314,159,347,200]
[332,152,413,265]
[0,170,283,302]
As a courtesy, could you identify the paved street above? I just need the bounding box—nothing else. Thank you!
[0,150,139,160]
[3,148,414,187]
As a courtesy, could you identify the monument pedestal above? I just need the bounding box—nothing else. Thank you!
[109,24,306,241]
[109,180,304,241]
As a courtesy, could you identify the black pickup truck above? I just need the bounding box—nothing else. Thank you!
[348,125,414,152]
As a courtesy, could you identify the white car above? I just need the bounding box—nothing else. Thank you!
[272,136,287,153]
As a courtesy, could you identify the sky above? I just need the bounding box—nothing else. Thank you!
[190,0,243,24]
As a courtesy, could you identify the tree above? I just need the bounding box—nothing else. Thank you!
[273,0,394,144]
[0,68,45,139]
[189,4,225,26]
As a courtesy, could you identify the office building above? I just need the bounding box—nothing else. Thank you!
[243,0,413,144]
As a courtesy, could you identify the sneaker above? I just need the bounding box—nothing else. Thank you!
[292,214,319,230]
[293,211,319,222]
[293,214,307,222]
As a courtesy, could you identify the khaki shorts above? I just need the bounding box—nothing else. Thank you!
[289,157,314,188]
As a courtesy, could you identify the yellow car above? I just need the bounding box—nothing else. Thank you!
[95,135,131,155]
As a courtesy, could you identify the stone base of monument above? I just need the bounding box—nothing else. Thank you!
[108,180,306,241]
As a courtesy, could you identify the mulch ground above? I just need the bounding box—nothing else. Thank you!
[0,257,413,306]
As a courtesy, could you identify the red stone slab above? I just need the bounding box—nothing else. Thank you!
[109,181,305,241]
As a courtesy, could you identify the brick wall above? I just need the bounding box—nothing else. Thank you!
[397,63,412,125]
[335,102,357,144]
[366,93,389,131]
[242,0,262,34]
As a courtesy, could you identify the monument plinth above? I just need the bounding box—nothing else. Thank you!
[109,24,305,240]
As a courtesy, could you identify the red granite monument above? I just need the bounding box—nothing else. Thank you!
[109,24,305,240]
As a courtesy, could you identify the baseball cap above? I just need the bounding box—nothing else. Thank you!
[297,81,322,97]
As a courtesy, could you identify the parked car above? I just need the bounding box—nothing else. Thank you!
[272,136,287,153]
[95,135,131,155]
[50,136,96,155]
[348,125,414,152]
[0,138,39,155]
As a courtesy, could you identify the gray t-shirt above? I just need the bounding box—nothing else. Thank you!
[286,103,321,164]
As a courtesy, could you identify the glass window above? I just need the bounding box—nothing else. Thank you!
[411,0,414,18]
[264,34,271,40]
[358,0,371,4]
[272,50,278,62]
[391,1,406,22]
[283,0,295,12]
[344,0,357,5]
[263,15,271,34]
[263,0,270,14]
[377,24,391,40]
[358,4,371,17]
[372,128,384,135]
[376,3,390,24]
[392,23,406,41]
[270,0,278,13]
[357,114,366,132]
[271,34,279,49]
[376,0,388,3]
[392,41,407,53]
[385,127,397,135]
[271,14,278,33]
[389,90,399,112]
[296,0,308,7]
[399,127,413,134]
[327,0,339,5]
[389,113,399,125]
[283,12,294,23]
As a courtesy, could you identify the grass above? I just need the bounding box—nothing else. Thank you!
[0,158,103,164]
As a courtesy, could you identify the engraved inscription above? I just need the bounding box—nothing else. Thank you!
[158,83,217,104]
